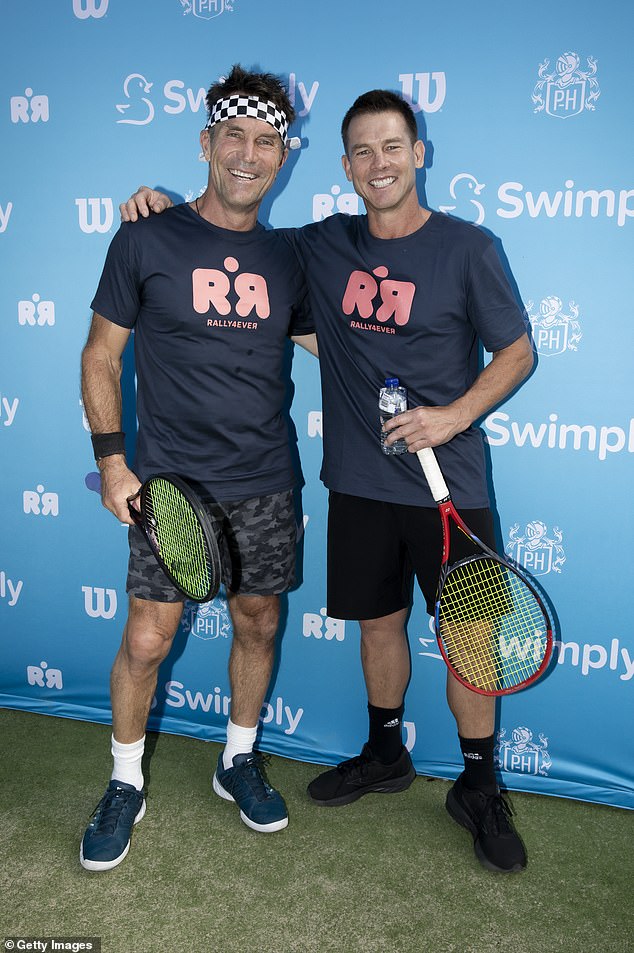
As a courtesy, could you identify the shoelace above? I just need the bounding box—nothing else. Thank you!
[236,754,274,799]
[336,752,372,778]
[479,792,515,836]
[89,787,140,836]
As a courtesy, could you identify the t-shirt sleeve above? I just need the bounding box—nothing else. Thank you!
[90,223,142,329]
[281,229,315,337]
[466,239,528,352]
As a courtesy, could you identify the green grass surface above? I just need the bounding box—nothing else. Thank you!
[1,708,631,953]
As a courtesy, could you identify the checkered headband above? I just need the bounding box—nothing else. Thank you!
[207,95,290,144]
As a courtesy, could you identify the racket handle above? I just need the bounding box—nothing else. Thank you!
[416,447,450,503]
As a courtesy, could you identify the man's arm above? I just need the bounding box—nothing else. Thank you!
[81,313,140,523]
[291,332,318,357]
[120,186,173,222]
[383,332,534,452]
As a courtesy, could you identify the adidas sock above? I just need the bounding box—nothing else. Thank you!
[367,702,405,764]
[222,719,258,770]
[459,733,497,795]
[111,734,145,791]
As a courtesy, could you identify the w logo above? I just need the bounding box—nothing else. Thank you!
[82,586,117,619]
[72,0,109,18]
[75,198,114,234]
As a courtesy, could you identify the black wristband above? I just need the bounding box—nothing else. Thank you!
[91,431,126,462]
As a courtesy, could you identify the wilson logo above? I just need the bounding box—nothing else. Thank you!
[76,198,114,234]
[399,71,446,113]
[82,586,117,619]
[73,0,109,18]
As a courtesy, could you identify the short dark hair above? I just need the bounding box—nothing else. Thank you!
[205,64,295,144]
[341,90,418,152]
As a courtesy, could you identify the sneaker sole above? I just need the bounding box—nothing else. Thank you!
[213,772,288,833]
[308,766,416,807]
[445,788,525,874]
[79,799,146,872]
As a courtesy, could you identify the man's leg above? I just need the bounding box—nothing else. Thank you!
[308,609,415,806]
[80,596,184,872]
[445,647,527,874]
[212,591,288,832]
[210,490,296,833]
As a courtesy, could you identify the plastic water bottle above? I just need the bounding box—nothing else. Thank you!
[379,378,408,455]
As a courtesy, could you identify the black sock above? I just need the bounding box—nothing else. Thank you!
[367,703,404,764]
[459,734,497,795]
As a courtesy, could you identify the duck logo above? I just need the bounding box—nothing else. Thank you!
[179,0,235,18]
[526,296,583,358]
[116,74,154,125]
[495,727,552,777]
[532,52,600,119]
[181,596,232,641]
[505,521,566,576]
[439,173,486,225]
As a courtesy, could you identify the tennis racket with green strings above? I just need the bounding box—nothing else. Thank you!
[417,447,552,695]
[127,473,221,603]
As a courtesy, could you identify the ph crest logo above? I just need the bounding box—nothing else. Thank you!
[181,596,232,641]
[532,52,600,119]
[496,727,552,777]
[526,296,583,357]
[178,0,235,18]
[506,522,566,576]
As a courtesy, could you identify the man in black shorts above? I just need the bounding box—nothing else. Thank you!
[124,90,535,873]
[79,66,316,871]
[291,91,534,874]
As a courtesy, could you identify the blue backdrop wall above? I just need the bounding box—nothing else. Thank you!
[1,0,632,809]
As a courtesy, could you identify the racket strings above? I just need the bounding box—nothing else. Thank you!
[438,557,548,692]
[145,480,214,601]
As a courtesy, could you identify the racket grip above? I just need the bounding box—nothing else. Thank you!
[416,448,450,503]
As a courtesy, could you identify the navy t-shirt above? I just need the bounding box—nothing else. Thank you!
[289,212,527,508]
[91,204,313,500]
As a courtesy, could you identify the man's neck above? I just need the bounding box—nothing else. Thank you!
[367,203,431,240]
[193,191,260,232]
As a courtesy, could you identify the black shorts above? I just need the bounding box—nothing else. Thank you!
[327,491,496,620]
[127,489,297,602]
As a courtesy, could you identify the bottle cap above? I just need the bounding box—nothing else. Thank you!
[384,377,400,387]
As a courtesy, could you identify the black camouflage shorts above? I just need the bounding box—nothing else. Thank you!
[127,489,297,602]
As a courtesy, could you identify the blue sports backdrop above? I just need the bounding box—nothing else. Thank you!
[1,0,632,810]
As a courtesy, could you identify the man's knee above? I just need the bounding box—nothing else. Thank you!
[122,597,183,668]
[229,594,280,644]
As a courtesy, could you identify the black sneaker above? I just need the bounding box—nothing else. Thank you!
[307,743,416,807]
[446,773,527,873]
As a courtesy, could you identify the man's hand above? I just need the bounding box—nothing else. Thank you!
[383,405,467,453]
[97,456,142,524]
[119,186,173,222]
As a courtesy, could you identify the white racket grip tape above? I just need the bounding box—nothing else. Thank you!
[416,448,450,503]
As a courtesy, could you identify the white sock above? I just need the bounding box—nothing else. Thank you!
[111,734,145,791]
[222,720,258,770]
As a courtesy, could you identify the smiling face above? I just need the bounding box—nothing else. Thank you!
[200,115,287,228]
[342,110,425,223]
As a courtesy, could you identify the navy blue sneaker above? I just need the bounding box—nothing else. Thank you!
[213,752,288,833]
[80,780,146,872]
[446,773,527,873]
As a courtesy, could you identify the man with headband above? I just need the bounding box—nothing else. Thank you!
[124,85,534,875]
[79,65,316,871]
